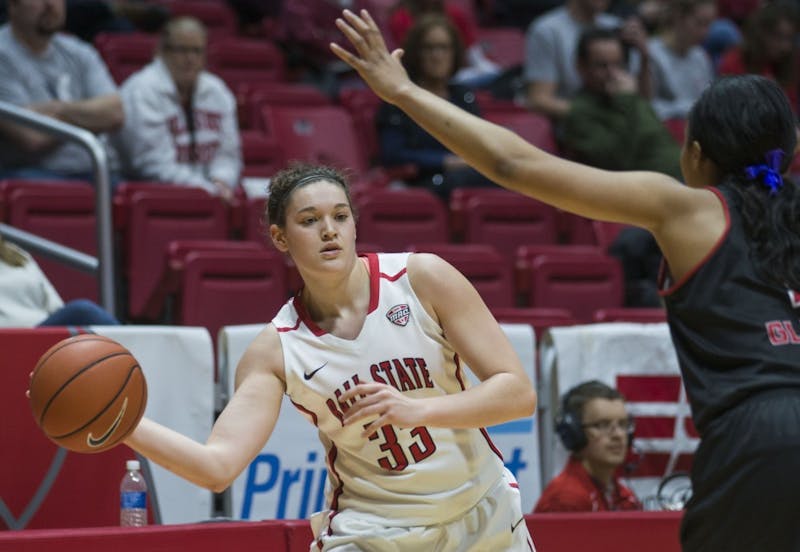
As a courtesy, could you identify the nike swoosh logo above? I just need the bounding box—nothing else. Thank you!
[304,362,328,380]
[511,516,524,533]
[87,397,128,448]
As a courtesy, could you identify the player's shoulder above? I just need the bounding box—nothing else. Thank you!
[235,323,286,387]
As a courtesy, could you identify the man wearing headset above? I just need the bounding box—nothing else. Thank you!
[534,380,642,512]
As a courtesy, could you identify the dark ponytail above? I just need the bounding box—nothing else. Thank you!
[688,75,800,289]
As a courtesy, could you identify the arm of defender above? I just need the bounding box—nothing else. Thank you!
[331,9,726,281]
[124,325,285,493]
[332,11,696,228]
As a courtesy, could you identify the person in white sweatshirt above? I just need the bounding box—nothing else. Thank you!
[113,16,241,200]
[0,237,118,327]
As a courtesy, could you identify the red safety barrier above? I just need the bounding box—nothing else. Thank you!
[0,329,149,530]
[0,512,683,551]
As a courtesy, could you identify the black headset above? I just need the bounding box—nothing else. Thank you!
[554,381,635,452]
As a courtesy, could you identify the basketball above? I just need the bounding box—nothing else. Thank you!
[29,334,147,454]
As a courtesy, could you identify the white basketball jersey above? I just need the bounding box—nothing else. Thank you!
[272,253,506,527]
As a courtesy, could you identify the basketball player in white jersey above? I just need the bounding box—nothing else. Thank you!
[124,162,537,551]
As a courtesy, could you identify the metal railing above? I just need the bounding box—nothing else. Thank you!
[0,100,116,317]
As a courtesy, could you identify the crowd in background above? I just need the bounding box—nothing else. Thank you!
[0,0,797,323]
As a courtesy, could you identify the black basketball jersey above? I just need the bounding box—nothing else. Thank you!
[660,185,800,434]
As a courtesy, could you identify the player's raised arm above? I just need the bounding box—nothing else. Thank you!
[330,10,700,233]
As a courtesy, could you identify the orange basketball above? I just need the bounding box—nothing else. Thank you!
[29,334,147,454]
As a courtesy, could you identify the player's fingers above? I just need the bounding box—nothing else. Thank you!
[359,10,390,51]
[345,402,384,428]
[330,41,359,67]
[342,396,380,424]
[335,16,368,56]
[339,382,384,403]
[361,415,390,438]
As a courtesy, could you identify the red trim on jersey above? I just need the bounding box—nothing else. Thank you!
[276,317,301,333]
[290,255,380,335]
[659,186,731,297]
[292,295,327,336]
[453,352,467,391]
[327,445,343,512]
[452,352,505,461]
[366,253,381,313]
[379,263,407,282]
[290,399,319,426]
[481,427,505,461]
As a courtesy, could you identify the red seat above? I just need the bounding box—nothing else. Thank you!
[526,252,624,323]
[491,306,576,337]
[239,130,284,178]
[118,186,228,320]
[457,189,559,257]
[514,244,604,296]
[260,104,369,177]
[207,38,287,90]
[483,109,558,154]
[408,243,514,308]
[592,220,632,251]
[94,32,157,84]
[164,240,289,345]
[355,189,448,252]
[475,26,526,69]
[0,179,98,302]
[240,82,330,131]
[593,307,667,323]
[338,87,382,164]
[557,211,598,245]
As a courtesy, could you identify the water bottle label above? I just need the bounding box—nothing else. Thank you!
[121,491,146,509]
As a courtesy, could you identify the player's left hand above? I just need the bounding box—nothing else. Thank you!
[330,9,411,106]
[339,382,424,437]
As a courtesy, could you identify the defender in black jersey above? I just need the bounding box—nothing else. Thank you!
[335,13,800,549]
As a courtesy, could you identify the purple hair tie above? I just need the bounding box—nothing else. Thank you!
[743,149,785,195]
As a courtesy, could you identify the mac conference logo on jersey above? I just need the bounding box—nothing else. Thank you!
[386,304,410,326]
[789,289,800,309]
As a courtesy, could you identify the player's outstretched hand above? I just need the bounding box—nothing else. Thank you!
[340,382,424,437]
[330,9,412,105]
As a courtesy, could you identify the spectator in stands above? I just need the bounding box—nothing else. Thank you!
[123,162,537,550]
[376,14,497,201]
[718,1,799,112]
[561,27,681,179]
[388,0,501,86]
[334,11,800,550]
[0,237,119,326]
[535,380,641,512]
[648,0,716,122]
[112,16,241,200]
[523,0,651,120]
[0,0,124,181]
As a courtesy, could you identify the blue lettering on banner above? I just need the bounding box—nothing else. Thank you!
[241,451,327,519]
[504,447,527,478]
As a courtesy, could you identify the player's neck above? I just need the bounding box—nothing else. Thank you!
[300,257,371,338]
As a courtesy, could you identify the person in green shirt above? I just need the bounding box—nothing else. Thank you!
[563,26,682,180]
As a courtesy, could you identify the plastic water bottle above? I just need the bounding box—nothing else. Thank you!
[120,459,147,527]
